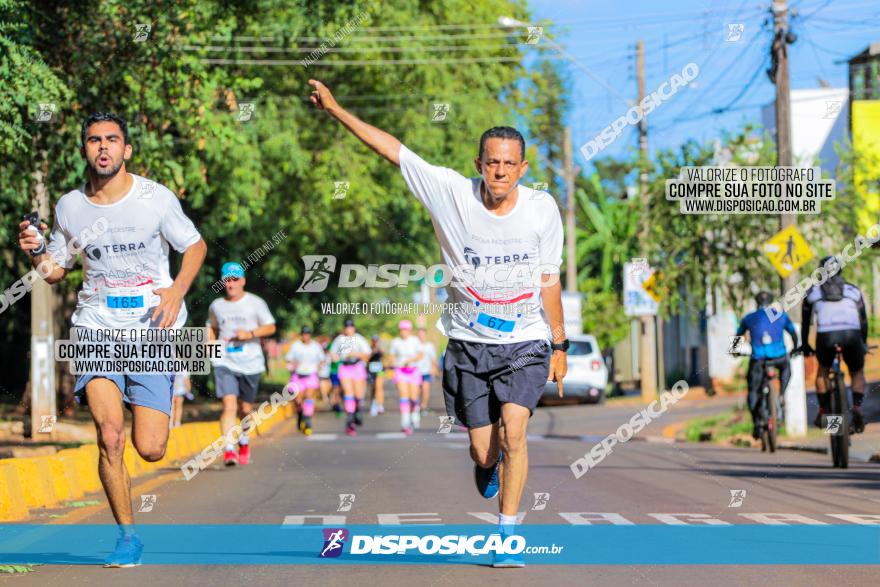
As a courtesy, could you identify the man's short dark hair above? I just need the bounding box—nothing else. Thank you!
[478,126,525,160]
[81,112,129,146]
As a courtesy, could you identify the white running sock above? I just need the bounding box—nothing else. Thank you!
[499,514,518,534]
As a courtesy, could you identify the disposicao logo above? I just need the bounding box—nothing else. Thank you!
[319,528,349,558]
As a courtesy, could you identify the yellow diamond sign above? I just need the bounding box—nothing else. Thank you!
[762,225,814,278]
[642,271,661,303]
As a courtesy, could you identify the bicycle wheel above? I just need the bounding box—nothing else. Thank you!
[837,380,850,469]
[828,376,849,468]
[768,383,779,453]
[759,387,769,452]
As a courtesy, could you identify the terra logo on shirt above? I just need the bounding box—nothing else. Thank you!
[463,246,531,268]
[100,241,147,255]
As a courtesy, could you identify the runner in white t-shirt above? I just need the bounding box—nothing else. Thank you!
[17,113,207,568]
[171,370,192,429]
[309,82,568,568]
[207,262,277,466]
[416,327,439,413]
[390,320,424,434]
[329,319,371,436]
[285,326,325,435]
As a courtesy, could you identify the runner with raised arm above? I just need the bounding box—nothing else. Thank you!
[309,80,567,568]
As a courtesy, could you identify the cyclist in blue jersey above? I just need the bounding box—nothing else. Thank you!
[737,291,799,439]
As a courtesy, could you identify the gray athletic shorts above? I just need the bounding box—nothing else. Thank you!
[442,338,551,429]
[214,365,261,403]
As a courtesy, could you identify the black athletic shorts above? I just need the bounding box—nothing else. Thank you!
[816,329,866,372]
[442,338,551,429]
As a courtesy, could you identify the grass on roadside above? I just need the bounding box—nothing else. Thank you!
[682,406,787,444]
[0,565,38,573]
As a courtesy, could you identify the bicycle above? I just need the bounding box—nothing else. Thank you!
[736,352,796,453]
[825,344,850,468]
[813,343,877,469]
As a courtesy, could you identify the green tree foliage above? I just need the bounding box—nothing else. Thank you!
[645,125,868,317]
[2,0,555,398]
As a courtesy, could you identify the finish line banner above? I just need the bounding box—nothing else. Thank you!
[1,525,878,565]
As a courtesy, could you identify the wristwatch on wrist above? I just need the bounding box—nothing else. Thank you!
[550,339,569,352]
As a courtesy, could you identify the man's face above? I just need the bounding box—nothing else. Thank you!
[302,332,312,343]
[81,121,131,178]
[400,327,411,338]
[343,325,355,336]
[224,276,245,297]
[417,330,427,341]
[474,138,529,198]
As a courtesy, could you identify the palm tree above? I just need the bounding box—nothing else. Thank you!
[575,173,640,293]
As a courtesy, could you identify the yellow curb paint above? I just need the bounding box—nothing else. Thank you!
[54,452,85,500]
[661,422,685,439]
[46,414,300,524]
[6,459,54,509]
[0,463,29,521]
[47,469,185,525]
[59,448,101,494]
[4,406,299,522]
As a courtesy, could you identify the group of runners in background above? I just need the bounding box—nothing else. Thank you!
[171,258,440,467]
[284,317,439,438]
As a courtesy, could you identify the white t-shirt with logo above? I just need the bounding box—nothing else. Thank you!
[46,174,201,330]
[207,292,275,374]
[285,340,326,375]
[390,336,423,368]
[330,333,371,364]
[417,340,437,374]
[399,145,563,344]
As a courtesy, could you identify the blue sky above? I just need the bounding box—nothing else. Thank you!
[526,0,880,166]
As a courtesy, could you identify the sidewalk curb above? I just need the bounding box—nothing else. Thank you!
[777,442,877,463]
[0,402,296,521]
[660,421,687,440]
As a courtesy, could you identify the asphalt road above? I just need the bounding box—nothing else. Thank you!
[5,386,879,586]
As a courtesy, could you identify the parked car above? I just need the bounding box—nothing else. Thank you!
[540,334,609,405]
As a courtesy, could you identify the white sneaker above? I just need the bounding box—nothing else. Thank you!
[370,401,380,417]
[411,409,421,429]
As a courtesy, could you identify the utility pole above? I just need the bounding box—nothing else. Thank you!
[29,151,56,439]
[773,0,796,305]
[771,0,806,437]
[563,128,577,293]
[636,38,658,401]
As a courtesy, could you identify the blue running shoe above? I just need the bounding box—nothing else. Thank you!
[474,452,502,499]
[492,525,525,568]
[103,534,143,568]
[492,550,525,568]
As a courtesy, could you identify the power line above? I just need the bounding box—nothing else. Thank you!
[352,5,765,33]
[210,31,525,44]
[200,55,561,66]
[184,43,524,55]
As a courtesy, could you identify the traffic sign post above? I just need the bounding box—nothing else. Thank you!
[786,323,807,438]
[762,224,814,279]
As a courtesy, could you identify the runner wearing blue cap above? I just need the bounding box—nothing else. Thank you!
[207,262,277,466]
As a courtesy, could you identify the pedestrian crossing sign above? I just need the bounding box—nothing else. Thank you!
[761,225,813,278]
[641,272,661,303]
